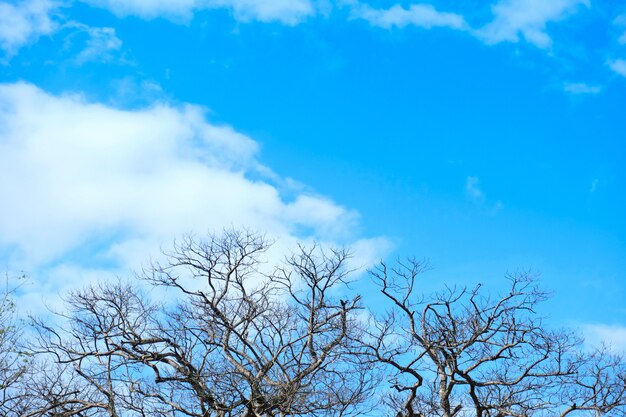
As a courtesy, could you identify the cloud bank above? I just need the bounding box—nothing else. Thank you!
[0,82,386,281]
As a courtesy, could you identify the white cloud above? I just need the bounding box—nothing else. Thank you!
[349,2,467,30]
[478,0,589,49]
[0,0,59,57]
[563,82,602,95]
[83,0,315,24]
[589,178,599,193]
[346,237,393,272]
[0,82,387,280]
[582,323,626,353]
[609,59,626,77]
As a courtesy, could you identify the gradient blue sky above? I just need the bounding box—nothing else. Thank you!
[0,0,624,347]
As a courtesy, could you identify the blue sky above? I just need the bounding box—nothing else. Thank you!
[0,0,625,347]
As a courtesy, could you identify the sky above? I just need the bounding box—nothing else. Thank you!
[0,0,624,349]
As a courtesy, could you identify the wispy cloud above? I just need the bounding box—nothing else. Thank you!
[563,82,602,95]
[609,59,626,77]
[608,16,626,78]
[66,23,123,64]
[0,0,59,58]
[477,0,589,49]
[0,0,597,56]
[465,176,503,214]
[615,14,626,45]
[82,0,196,21]
[582,323,626,352]
[349,2,467,30]
[83,0,316,25]
[465,176,484,203]
[208,0,315,24]
[349,0,589,51]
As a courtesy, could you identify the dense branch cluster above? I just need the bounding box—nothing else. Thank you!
[2,231,625,417]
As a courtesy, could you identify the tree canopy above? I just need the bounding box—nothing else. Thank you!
[3,230,626,417]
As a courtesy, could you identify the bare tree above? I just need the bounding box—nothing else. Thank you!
[558,347,626,417]
[26,233,624,417]
[29,281,159,416]
[135,230,376,417]
[367,259,626,417]
[29,230,377,417]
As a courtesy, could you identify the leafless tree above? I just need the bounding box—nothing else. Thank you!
[29,280,159,416]
[24,233,626,417]
[558,346,626,417]
[367,259,626,417]
[135,230,377,417]
[29,230,377,417]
